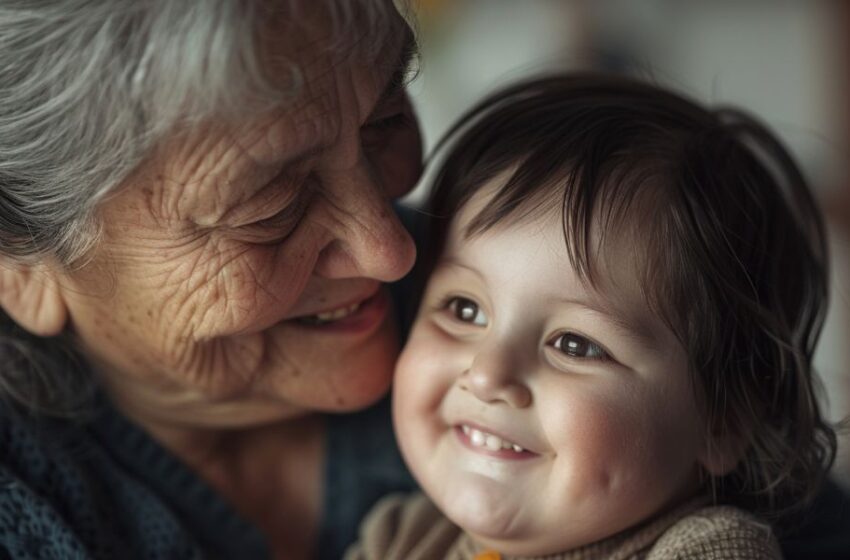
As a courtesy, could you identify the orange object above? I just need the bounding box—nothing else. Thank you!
[473,551,502,560]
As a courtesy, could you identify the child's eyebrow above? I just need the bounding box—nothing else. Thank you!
[434,258,486,283]
[559,298,661,350]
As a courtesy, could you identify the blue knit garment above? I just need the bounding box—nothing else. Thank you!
[0,394,414,559]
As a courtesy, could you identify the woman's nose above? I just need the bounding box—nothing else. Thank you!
[313,162,416,282]
[459,348,532,409]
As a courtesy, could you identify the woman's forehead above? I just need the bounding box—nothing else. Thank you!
[259,0,413,78]
[132,9,416,226]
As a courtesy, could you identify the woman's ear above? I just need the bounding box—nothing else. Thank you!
[698,429,748,477]
[0,259,68,336]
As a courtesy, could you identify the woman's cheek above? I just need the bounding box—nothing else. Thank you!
[370,100,423,199]
[190,239,315,336]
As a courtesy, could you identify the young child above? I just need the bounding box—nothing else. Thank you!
[346,74,837,559]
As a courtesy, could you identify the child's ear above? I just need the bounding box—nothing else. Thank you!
[698,429,748,477]
[0,259,68,336]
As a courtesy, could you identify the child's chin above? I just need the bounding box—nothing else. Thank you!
[434,484,571,557]
[438,482,524,541]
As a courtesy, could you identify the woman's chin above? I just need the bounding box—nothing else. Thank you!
[323,370,393,412]
[266,313,399,413]
[303,353,396,413]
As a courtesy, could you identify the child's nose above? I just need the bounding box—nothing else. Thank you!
[459,350,531,408]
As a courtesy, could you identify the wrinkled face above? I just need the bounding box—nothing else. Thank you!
[58,3,422,426]
[394,180,709,555]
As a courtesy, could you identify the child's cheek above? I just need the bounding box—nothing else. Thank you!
[392,321,459,468]
[542,390,635,495]
[543,381,700,514]
[394,323,457,412]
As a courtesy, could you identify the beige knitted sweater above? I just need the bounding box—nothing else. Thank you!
[344,492,782,560]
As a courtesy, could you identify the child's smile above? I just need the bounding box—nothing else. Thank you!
[393,177,717,556]
[454,424,536,457]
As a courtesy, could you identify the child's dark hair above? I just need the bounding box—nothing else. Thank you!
[422,73,836,529]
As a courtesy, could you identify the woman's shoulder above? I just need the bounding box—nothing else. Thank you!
[319,397,418,560]
[0,403,103,558]
[0,468,89,558]
[0,400,266,559]
[648,504,781,559]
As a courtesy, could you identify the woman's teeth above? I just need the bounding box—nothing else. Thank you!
[461,424,524,453]
[299,302,362,325]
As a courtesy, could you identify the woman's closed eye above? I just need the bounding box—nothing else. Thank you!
[255,204,302,232]
[549,332,609,361]
[361,92,415,150]
[444,296,488,327]
[361,112,412,152]
[364,112,411,133]
[243,191,312,243]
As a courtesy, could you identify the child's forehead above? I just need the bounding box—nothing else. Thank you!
[450,168,560,241]
[446,174,658,315]
[451,170,653,276]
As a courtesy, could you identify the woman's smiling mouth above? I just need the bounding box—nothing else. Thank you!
[297,301,365,325]
[291,289,390,334]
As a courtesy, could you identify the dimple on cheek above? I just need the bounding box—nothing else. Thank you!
[562,395,696,509]
[548,397,643,488]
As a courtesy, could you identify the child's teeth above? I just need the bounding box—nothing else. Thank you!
[470,429,486,446]
[462,425,524,453]
[485,435,501,451]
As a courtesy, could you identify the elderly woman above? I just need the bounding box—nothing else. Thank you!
[0,0,421,558]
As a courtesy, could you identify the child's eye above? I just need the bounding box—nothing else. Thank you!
[446,296,488,327]
[550,332,609,360]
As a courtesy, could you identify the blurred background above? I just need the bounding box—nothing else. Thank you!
[402,0,850,487]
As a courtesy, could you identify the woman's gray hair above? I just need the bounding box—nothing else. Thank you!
[0,0,405,416]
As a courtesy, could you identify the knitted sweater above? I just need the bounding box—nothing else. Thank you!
[0,395,415,559]
[345,492,782,560]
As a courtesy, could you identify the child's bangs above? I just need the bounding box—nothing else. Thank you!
[463,148,684,339]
